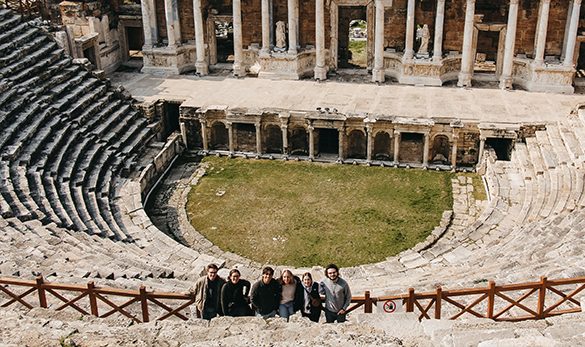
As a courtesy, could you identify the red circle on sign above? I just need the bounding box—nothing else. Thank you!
[383,300,396,313]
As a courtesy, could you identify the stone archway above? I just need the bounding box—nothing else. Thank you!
[431,134,450,165]
[264,124,283,154]
[373,131,392,161]
[289,127,308,155]
[347,129,366,159]
[210,122,229,150]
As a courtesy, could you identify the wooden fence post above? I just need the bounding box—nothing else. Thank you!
[487,280,495,319]
[364,291,373,313]
[537,276,547,319]
[435,286,442,319]
[407,288,415,313]
[140,285,150,322]
[36,276,47,308]
[87,281,99,316]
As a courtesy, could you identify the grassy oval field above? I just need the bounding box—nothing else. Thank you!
[186,156,454,267]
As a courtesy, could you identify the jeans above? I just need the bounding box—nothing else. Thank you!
[324,309,346,323]
[202,306,218,320]
[279,301,295,320]
[256,310,277,319]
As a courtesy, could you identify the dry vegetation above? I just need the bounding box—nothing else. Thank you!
[187,157,455,267]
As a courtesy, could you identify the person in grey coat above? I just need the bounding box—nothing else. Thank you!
[319,263,351,323]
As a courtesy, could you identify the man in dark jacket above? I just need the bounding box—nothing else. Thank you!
[189,263,226,320]
[250,266,282,318]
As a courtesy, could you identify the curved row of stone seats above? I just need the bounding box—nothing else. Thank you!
[0,10,150,243]
[0,214,217,291]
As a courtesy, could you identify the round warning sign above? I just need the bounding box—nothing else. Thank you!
[383,300,397,313]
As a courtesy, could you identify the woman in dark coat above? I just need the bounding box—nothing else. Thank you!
[299,272,321,322]
[221,269,253,317]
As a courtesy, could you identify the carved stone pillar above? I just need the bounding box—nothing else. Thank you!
[366,124,373,162]
[393,130,401,163]
[478,137,486,165]
[338,127,345,161]
[227,122,234,153]
[500,0,519,90]
[287,0,298,54]
[201,120,209,151]
[458,0,476,87]
[308,125,315,159]
[281,125,288,154]
[404,0,415,61]
[433,0,446,62]
[164,0,181,47]
[563,0,582,67]
[372,0,385,83]
[450,134,458,168]
[141,0,158,48]
[261,0,271,54]
[180,122,188,146]
[193,0,208,75]
[314,0,327,80]
[255,123,262,154]
[534,0,551,66]
[423,133,430,167]
[562,0,575,61]
[232,0,245,76]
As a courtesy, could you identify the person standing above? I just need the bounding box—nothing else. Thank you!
[320,263,351,323]
[250,266,282,318]
[189,263,226,320]
[221,269,253,317]
[278,269,302,321]
[300,272,321,322]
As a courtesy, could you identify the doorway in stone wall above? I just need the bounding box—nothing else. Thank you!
[317,128,339,157]
[472,23,506,82]
[208,15,234,67]
[338,6,367,69]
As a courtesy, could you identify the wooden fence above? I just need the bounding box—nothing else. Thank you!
[1,276,583,323]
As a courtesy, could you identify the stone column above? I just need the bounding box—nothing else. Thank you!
[458,0,476,87]
[563,0,582,67]
[450,134,458,168]
[180,122,188,146]
[308,125,315,159]
[404,0,416,61]
[433,0,446,62]
[193,0,208,75]
[562,0,575,61]
[232,0,245,77]
[500,0,519,90]
[227,122,234,153]
[261,0,271,54]
[164,0,181,47]
[534,0,551,66]
[256,123,262,154]
[201,120,209,151]
[314,0,327,80]
[423,133,430,167]
[141,0,158,48]
[372,0,385,83]
[338,127,345,161]
[287,0,298,54]
[281,125,289,154]
[477,137,487,166]
[393,130,401,163]
[366,124,373,162]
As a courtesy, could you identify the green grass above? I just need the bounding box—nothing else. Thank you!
[348,39,367,67]
[186,157,454,267]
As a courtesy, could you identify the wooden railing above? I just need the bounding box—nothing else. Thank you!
[347,276,585,321]
[1,276,583,322]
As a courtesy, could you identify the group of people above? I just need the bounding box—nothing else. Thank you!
[188,263,352,323]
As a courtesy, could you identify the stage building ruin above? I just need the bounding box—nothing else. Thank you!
[139,0,585,93]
